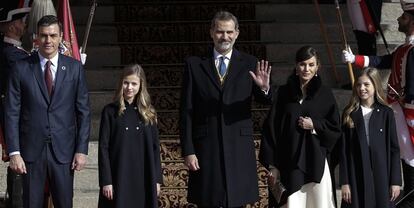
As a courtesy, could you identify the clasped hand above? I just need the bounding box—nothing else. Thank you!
[298,116,314,130]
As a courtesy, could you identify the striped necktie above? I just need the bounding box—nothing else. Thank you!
[45,60,53,97]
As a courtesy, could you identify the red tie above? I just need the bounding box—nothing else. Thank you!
[45,60,53,97]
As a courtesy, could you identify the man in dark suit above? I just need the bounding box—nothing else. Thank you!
[5,15,90,208]
[180,11,272,208]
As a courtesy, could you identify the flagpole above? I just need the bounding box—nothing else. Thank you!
[81,0,97,53]
[335,0,355,86]
[313,0,341,84]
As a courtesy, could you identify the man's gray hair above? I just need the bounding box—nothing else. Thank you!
[210,11,239,31]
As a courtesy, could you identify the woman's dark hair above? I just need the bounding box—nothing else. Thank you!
[288,45,322,100]
[295,45,320,65]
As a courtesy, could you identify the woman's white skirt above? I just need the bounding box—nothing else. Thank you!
[281,160,335,208]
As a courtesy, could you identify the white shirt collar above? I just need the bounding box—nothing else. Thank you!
[38,52,59,69]
[406,35,414,45]
[3,36,22,47]
[213,48,232,60]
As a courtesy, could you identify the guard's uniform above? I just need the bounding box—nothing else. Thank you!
[347,0,382,55]
[0,37,30,160]
[0,37,30,208]
[0,1,31,207]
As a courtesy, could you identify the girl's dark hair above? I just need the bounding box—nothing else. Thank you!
[295,45,320,65]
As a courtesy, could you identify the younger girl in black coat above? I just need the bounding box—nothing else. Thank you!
[98,64,162,208]
[340,67,401,208]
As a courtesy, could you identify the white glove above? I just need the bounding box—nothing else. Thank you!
[342,46,355,64]
[80,47,87,65]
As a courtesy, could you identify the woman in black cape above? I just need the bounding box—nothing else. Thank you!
[259,46,341,208]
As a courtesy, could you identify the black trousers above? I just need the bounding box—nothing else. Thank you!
[397,161,414,208]
[6,167,23,208]
[22,144,73,208]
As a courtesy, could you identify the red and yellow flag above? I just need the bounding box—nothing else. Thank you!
[58,0,80,60]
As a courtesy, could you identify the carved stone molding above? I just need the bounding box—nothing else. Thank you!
[115,4,257,22]
[157,111,180,136]
[117,22,260,42]
[120,43,266,64]
[148,87,271,111]
[159,139,271,207]
[158,188,197,208]
[157,110,269,136]
[160,140,183,161]
[158,187,269,207]
[145,66,183,87]
[149,88,181,110]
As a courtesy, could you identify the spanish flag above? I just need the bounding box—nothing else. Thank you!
[58,0,80,61]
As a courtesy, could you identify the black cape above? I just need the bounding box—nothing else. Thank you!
[259,75,341,203]
[98,102,162,208]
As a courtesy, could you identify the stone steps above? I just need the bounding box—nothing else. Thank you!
[56,133,350,208]
[48,0,401,206]
[87,89,352,141]
[78,20,403,65]
[261,22,404,44]
[85,42,333,66]
[72,1,263,23]
[89,108,270,141]
[84,41,395,87]
[85,63,352,90]
[255,3,400,22]
[76,1,403,95]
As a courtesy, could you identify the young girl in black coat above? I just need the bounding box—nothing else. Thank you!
[98,64,162,208]
[340,67,401,208]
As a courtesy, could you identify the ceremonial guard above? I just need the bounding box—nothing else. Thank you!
[0,1,31,207]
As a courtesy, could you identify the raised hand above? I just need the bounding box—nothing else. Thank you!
[249,60,271,91]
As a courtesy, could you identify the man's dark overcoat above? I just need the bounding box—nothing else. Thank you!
[180,49,271,207]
